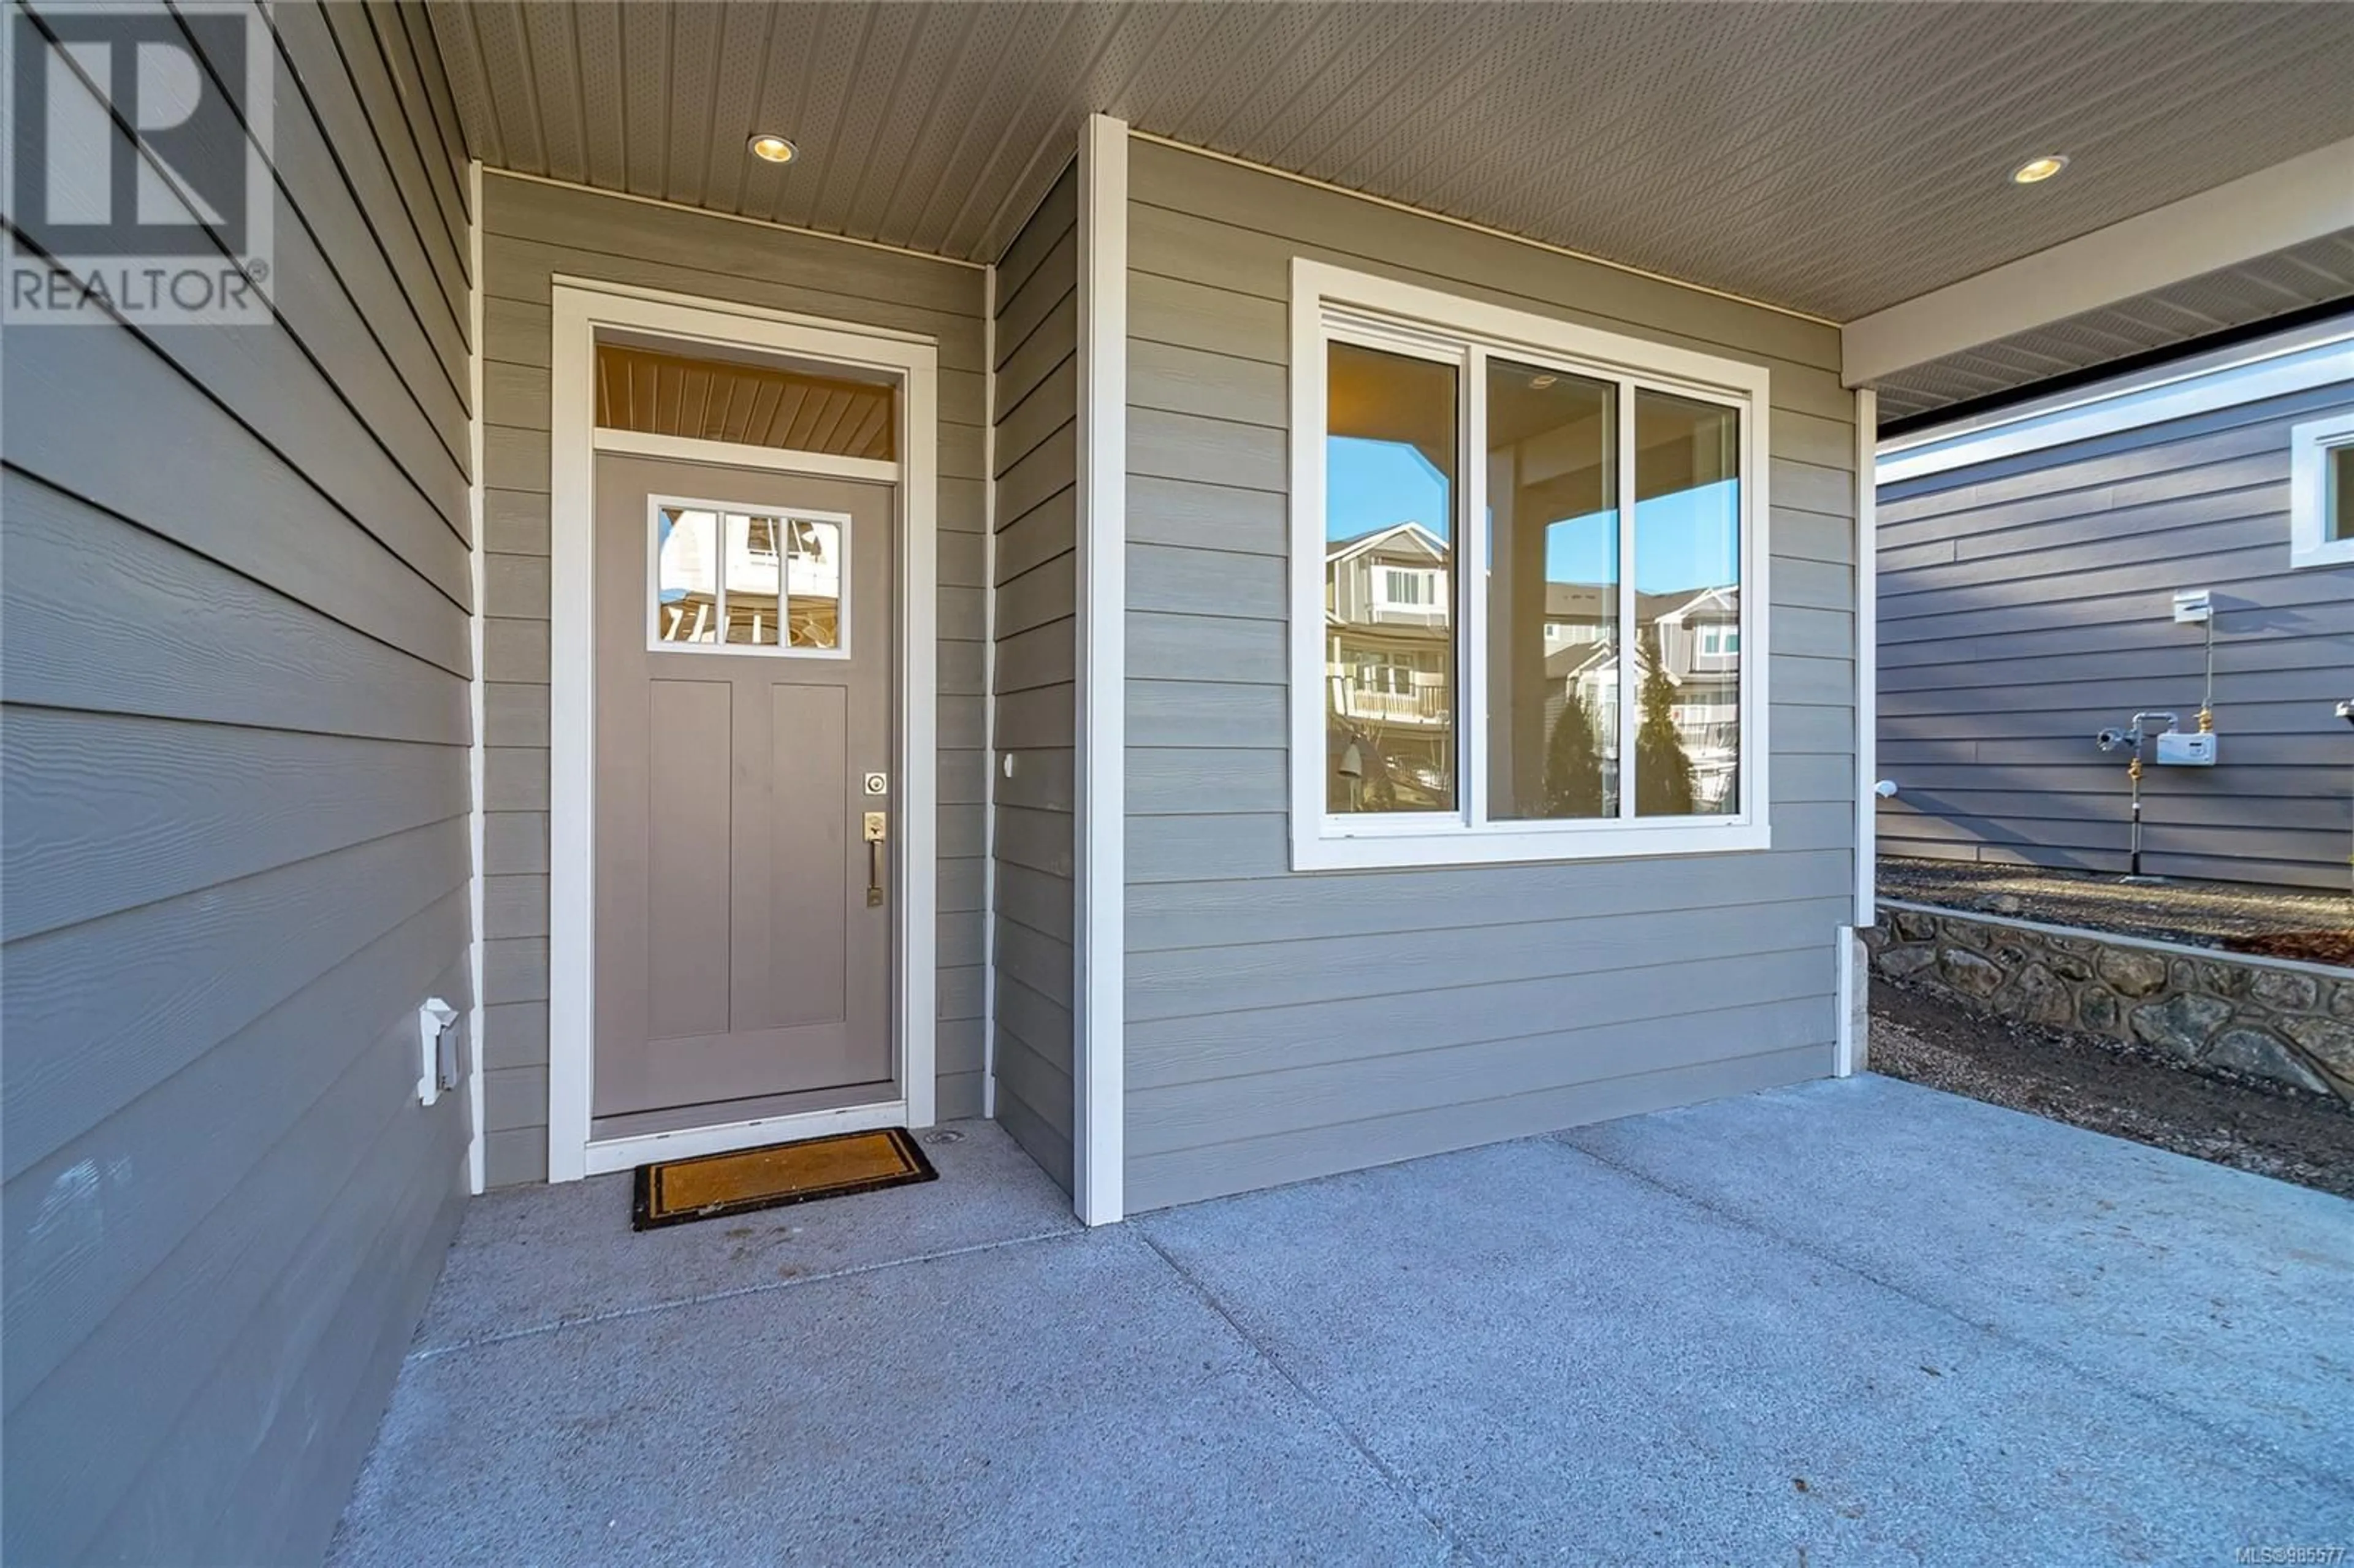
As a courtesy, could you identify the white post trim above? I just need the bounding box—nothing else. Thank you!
[1854,387,1878,931]
[980,262,1000,1121]
[1838,386,1879,1080]
[465,158,488,1193]
[1073,115,1129,1227]
[544,276,939,1182]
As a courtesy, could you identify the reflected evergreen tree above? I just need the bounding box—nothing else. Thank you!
[1542,685,1605,817]
[1362,733,1398,810]
[1634,640,1694,815]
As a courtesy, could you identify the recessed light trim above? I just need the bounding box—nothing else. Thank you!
[2010,154,2068,185]
[747,134,798,166]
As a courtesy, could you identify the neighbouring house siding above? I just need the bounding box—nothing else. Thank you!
[1119,140,1861,1212]
[1877,376,2354,889]
[989,166,1081,1194]
[476,173,990,1184]
[0,6,472,1562]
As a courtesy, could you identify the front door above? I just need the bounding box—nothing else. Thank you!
[591,452,894,1123]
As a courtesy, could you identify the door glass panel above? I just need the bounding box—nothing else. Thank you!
[723,514,783,646]
[1632,390,1741,817]
[655,506,718,644]
[597,342,896,460]
[1324,340,1458,814]
[654,505,847,655]
[782,517,844,649]
[1485,360,1618,820]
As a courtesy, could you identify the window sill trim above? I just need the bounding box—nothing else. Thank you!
[2288,538,2354,570]
[1289,820,1772,872]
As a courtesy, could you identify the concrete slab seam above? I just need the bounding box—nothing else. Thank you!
[1131,1227,1481,1567]
[404,1224,1091,1365]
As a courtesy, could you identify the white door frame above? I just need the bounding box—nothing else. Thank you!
[545,277,939,1181]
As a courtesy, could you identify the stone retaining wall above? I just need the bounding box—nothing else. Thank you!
[1866,900,2353,1106]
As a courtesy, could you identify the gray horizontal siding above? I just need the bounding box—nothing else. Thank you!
[1121,140,1858,1214]
[0,6,471,1562]
[1877,379,2354,889]
[991,165,1080,1195]
[477,172,991,1181]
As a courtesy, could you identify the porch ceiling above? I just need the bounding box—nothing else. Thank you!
[427,2,2354,415]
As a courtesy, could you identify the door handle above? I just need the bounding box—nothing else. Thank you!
[863,811,887,907]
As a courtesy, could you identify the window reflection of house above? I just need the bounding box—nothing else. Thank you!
[1324,521,1453,809]
[1322,525,1740,815]
[1537,583,1742,816]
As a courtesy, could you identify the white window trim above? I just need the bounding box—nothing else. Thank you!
[1288,259,1773,872]
[2289,409,2354,569]
[643,495,855,659]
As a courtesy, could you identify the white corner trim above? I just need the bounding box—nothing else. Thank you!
[980,262,1000,1122]
[1854,386,1878,929]
[544,276,940,1183]
[1286,258,1774,873]
[1074,114,1128,1227]
[1840,387,1876,1083]
[2289,409,2354,570]
[1834,927,1864,1078]
[1843,136,2354,387]
[465,158,488,1195]
[1878,331,2354,484]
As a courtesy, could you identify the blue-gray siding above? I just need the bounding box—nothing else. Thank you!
[1120,141,1861,1212]
[1,4,472,1560]
[474,173,992,1183]
[1877,378,2354,889]
[990,166,1080,1195]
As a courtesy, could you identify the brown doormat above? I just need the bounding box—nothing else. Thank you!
[631,1127,937,1231]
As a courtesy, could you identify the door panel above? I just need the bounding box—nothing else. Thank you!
[592,452,894,1122]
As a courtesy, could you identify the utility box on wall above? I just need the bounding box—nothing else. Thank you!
[2155,731,2219,767]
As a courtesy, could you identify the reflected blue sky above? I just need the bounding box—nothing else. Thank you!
[1329,436,1450,544]
[1329,436,1737,593]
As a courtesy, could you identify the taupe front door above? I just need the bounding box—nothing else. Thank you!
[592,452,894,1121]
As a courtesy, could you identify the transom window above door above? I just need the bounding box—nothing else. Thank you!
[597,341,896,460]
[1290,260,1775,870]
[650,498,848,655]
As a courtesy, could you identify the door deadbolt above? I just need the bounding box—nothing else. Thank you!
[863,772,888,796]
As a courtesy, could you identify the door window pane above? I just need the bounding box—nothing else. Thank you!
[655,507,718,644]
[654,506,844,654]
[781,517,843,650]
[723,514,783,645]
[1485,360,1618,820]
[1632,390,1740,816]
[1324,341,1458,813]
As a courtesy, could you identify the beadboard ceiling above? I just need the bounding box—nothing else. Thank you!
[426,2,2354,416]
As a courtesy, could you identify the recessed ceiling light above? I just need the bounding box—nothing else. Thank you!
[747,134,798,165]
[2010,154,2068,185]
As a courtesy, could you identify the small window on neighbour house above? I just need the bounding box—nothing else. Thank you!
[2289,411,2354,569]
[1295,262,1773,869]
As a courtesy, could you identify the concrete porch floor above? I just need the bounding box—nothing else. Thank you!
[331,1076,2353,1565]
